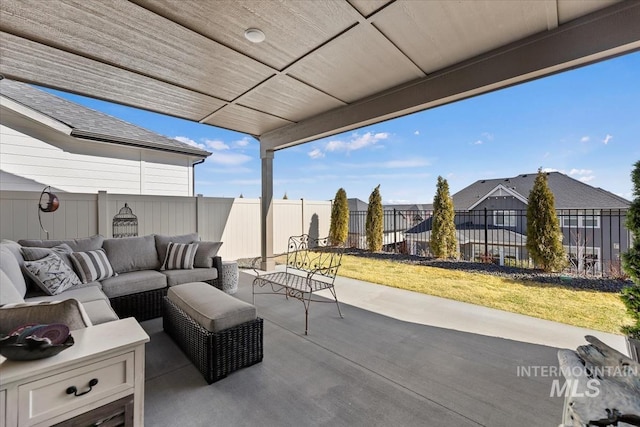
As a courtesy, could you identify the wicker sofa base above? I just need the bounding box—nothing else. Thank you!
[163,297,263,384]
[109,288,168,321]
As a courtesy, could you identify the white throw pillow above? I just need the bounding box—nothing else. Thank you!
[22,253,82,295]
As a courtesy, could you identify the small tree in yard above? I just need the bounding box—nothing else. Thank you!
[526,169,566,272]
[329,188,349,245]
[430,176,458,259]
[366,185,383,252]
[621,160,640,340]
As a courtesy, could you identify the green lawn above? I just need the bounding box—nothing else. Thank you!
[333,255,631,334]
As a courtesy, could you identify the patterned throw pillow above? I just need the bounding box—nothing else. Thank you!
[70,249,116,283]
[162,242,199,270]
[22,253,82,295]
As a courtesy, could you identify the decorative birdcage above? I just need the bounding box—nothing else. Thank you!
[112,203,138,238]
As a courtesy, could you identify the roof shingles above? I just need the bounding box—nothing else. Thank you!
[0,79,210,157]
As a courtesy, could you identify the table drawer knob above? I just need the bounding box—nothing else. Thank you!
[66,378,98,397]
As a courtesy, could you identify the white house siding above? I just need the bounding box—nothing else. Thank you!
[0,124,195,196]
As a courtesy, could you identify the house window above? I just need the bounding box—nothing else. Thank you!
[493,210,517,227]
[559,212,600,229]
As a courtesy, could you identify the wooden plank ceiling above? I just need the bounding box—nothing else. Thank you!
[1,0,638,150]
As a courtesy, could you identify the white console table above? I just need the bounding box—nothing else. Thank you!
[0,317,149,427]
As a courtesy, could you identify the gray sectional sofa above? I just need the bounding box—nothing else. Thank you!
[0,233,222,325]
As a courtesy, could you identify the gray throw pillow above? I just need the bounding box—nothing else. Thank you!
[194,241,223,268]
[22,252,82,295]
[21,243,74,268]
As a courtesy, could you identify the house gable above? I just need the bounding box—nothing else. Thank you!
[467,184,528,211]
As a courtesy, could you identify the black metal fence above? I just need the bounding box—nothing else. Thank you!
[348,208,631,278]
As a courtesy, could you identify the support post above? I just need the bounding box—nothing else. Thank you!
[260,149,275,271]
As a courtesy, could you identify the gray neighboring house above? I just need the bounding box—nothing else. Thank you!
[348,198,433,249]
[1,79,211,195]
[406,172,631,274]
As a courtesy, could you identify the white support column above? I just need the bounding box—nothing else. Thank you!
[260,149,275,271]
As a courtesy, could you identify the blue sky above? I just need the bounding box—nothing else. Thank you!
[44,51,640,204]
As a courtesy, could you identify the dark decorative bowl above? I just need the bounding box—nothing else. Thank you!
[0,324,74,361]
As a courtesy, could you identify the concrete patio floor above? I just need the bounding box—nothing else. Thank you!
[142,271,624,426]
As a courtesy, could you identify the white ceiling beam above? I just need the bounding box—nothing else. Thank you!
[260,1,640,152]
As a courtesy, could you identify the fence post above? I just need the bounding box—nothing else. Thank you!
[97,190,109,238]
[196,194,204,234]
[484,207,489,258]
[393,208,397,252]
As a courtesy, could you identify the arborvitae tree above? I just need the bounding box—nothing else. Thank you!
[283,192,288,200]
[365,185,383,252]
[239,193,244,198]
[621,160,640,339]
[329,188,349,245]
[430,176,458,258]
[526,168,566,272]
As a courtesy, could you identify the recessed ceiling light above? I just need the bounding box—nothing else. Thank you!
[244,28,265,43]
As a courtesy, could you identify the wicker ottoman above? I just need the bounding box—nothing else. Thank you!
[163,282,263,384]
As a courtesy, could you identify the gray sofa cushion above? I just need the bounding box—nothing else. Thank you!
[80,299,119,325]
[101,270,167,298]
[103,235,161,273]
[0,299,92,333]
[155,233,199,266]
[162,268,218,287]
[1,240,25,267]
[19,235,104,252]
[0,245,27,297]
[26,284,108,304]
[0,269,25,305]
[167,282,256,333]
[194,241,223,268]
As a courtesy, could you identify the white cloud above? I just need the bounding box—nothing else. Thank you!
[481,132,494,141]
[308,148,325,159]
[569,168,593,176]
[209,152,252,166]
[175,136,206,150]
[580,136,590,142]
[473,140,483,145]
[414,130,420,136]
[579,176,595,183]
[204,139,230,151]
[175,136,231,151]
[233,137,252,148]
[542,167,560,173]
[603,134,613,144]
[324,132,389,153]
[338,158,430,169]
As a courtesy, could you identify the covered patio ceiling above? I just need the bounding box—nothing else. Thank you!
[1,0,639,268]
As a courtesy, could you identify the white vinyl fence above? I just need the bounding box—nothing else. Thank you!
[0,191,331,261]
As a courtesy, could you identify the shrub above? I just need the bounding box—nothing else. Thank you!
[621,160,640,338]
[526,169,566,272]
[430,176,458,259]
[366,185,383,252]
[329,188,349,245]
